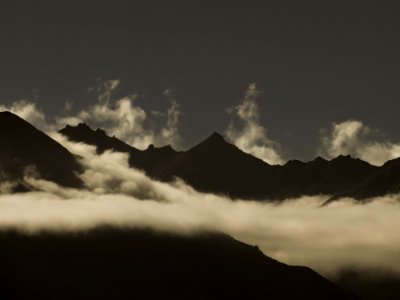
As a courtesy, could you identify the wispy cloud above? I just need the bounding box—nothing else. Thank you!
[319,120,400,166]
[225,83,284,165]
[0,79,183,150]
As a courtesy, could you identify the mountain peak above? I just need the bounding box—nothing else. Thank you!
[192,131,230,152]
[95,128,107,136]
[333,154,353,161]
[76,122,91,129]
[0,110,16,117]
[146,144,174,152]
[313,156,328,163]
[0,111,83,188]
[59,123,139,155]
[206,132,225,143]
[0,111,29,125]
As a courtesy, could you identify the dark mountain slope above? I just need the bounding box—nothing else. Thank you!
[154,132,278,198]
[271,155,378,199]
[60,125,279,198]
[0,228,358,300]
[338,157,400,199]
[0,111,82,188]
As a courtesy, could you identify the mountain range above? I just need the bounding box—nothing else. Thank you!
[1,110,399,200]
[60,121,400,201]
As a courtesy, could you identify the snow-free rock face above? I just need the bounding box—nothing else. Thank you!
[0,111,83,189]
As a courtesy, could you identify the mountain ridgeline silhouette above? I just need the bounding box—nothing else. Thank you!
[60,122,400,200]
[0,110,399,200]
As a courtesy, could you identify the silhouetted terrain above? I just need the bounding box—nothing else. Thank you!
[0,228,357,300]
[60,122,400,200]
[335,269,400,300]
[61,123,181,176]
[0,112,82,189]
[0,112,398,199]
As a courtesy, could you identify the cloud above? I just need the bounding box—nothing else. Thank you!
[56,79,183,149]
[225,83,285,165]
[0,79,183,149]
[1,135,400,278]
[88,78,121,103]
[319,120,400,166]
[159,88,182,148]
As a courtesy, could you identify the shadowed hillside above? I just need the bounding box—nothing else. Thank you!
[0,228,358,300]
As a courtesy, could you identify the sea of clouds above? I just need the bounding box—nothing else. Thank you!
[0,134,398,277]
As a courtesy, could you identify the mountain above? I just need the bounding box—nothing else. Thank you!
[272,155,378,199]
[152,132,279,197]
[335,157,400,199]
[0,112,82,189]
[1,115,395,200]
[60,123,181,177]
[59,123,396,200]
[0,228,358,300]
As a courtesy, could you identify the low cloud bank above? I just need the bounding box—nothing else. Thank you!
[0,136,399,277]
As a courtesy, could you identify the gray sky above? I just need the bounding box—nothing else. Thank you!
[1,0,400,160]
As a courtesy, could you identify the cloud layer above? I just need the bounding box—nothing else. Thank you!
[1,135,399,278]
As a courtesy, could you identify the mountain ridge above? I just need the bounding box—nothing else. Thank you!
[0,112,398,200]
[59,122,397,200]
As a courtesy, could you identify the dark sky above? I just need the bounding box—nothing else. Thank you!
[1,0,400,159]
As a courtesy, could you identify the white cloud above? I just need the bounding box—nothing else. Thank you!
[225,83,285,165]
[159,88,182,147]
[0,79,183,149]
[319,120,400,166]
[88,78,121,103]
